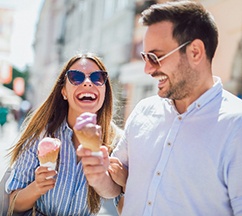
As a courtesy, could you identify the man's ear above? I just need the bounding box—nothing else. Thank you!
[187,39,205,64]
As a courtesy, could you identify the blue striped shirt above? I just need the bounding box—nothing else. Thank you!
[113,76,242,216]
[6,120,97,215]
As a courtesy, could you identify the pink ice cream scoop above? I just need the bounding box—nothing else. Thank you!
[38,137,61,157]
[73,112,97,130]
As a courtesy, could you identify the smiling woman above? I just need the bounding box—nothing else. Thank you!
[61,54,108,117]
[6,52,123,215]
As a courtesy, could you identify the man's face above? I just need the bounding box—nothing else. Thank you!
[142,21,199,100]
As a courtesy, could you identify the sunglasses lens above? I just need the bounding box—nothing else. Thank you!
[90,71,108,86]
[66,70,108,86]
[67,70,85,85]
[140,52,159,67]
[147,53,159,66]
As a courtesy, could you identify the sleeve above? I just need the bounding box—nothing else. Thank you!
[6,139,40,194]
[111,99,149,208]
[111,98,145,167]
[108,122,124,154]
[222,118,242,215]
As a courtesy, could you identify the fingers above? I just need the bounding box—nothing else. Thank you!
[34,166,57,195]
[77,145,110,187]
[83,163,107,176]
[109,157,123,173]
[81,156,109,187]
[108,158,128,188]
[76,145,92,157]
[100,146,109,158]
[81,155,104,167]
[35,166,57,179]
[109,157,122,166]
[77,145,109,158]
[76,145,109,168]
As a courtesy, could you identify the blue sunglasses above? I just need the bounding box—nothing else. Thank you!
[66,70,108,86]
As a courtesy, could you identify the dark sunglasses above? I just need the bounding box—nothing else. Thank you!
[66,70,108,86]
[140,41,191,68]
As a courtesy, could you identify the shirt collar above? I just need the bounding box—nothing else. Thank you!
[189,76,222,111]
[60,118,73,134]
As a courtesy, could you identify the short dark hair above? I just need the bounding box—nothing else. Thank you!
[140,0,218,62]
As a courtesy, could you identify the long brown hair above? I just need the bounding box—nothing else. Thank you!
[9,52,116,214]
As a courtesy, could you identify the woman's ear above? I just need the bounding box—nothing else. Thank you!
[187,39,205,64]
[61,88,67,100]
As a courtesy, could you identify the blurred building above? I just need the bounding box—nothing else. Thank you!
[0,7,14,85]
[200,0,242,97]
[30,0,242,125]
[0,5,23,110]
[0,8,13,56]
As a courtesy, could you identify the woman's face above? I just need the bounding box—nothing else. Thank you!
[62,58,106,127]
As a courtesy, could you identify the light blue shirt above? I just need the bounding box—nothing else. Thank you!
[6,121,96,215]
[113,77,242,216]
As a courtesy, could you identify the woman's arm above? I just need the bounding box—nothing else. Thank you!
[10,166,57,212]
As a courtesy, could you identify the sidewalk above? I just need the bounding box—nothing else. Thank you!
[0,118,118,216]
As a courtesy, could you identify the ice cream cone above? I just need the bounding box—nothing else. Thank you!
[74,112,102,154]
[38,137,61,170]
[74,124,101,151]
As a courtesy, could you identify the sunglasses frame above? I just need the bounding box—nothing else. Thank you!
[140,41,191,68]
[66,70,108,86]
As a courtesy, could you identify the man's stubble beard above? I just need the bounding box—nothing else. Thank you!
[158,55,199,100]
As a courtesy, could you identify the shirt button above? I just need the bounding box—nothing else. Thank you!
[157,171,161,176]
[148,201,152,205]
[167,142,171,146]
[178,116,182,120]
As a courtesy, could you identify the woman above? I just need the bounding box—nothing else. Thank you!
[6,53,122,215]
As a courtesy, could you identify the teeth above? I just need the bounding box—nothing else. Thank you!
[155,75,167,81]
[160,75,167,81]
[79,93,96,99]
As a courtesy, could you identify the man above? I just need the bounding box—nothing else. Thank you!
[78,1,242,215]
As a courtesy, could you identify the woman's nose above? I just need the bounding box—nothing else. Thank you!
[83,77,92,87]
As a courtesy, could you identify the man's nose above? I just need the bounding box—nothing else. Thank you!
[144,61,157,75]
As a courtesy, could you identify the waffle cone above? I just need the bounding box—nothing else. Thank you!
[74,125,101,152]
[38,148,60,164]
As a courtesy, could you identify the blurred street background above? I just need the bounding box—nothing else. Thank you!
[1,0,242,215]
